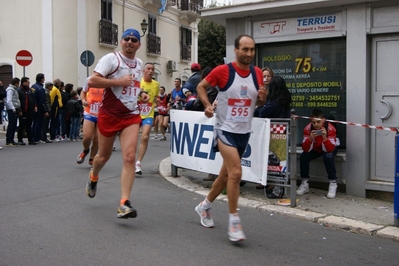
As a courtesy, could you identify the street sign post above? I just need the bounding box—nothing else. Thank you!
[16,50,33,77]
[80,50,95,77]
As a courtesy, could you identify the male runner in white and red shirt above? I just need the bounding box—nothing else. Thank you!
[86,28,149,219]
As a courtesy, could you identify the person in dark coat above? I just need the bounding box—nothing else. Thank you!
[17,77,36,145]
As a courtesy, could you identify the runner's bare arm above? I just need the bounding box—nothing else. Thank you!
[88,72,133,88]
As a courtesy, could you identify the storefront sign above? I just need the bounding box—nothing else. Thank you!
[253,13,342,38]
[257,39,347,147]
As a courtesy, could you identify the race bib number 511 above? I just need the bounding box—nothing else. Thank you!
[226,98,251,122]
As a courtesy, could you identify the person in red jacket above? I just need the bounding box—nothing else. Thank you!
[296,108,340,198]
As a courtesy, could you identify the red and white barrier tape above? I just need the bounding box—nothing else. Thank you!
[292,115,399,133]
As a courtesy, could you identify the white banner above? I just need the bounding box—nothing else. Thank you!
[169,110,270,185]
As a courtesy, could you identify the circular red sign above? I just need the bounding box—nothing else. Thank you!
[15,50,33,67]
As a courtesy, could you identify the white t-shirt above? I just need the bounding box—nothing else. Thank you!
[93,52,143,118]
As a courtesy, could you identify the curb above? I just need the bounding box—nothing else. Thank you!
[159,157,399,242]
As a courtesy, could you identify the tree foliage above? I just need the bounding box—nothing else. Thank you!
[198,19,226,69]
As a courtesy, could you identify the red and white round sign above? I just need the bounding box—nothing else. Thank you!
[15,50,33,67]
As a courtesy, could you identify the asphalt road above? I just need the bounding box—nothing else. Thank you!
[0,135,398,266]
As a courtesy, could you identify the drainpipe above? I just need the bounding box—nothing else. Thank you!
[122,0,126,32]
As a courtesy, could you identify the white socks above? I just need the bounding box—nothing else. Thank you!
[201,197,211,210]
[229,213,240,225]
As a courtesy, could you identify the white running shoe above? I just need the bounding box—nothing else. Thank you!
[135,162,142,175]
[195,203,214,228]
[296,182,310,196]
[228,220,246,242]
[327,182,337,199]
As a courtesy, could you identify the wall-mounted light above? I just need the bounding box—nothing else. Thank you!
[140,19,148,37]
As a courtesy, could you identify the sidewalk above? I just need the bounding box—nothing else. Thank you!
[159,157,399,242]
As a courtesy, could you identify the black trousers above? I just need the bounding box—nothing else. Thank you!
[6,110,18,143]
[18,113,34,142]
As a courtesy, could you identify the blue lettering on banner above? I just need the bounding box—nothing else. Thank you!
[297,15,336,26]
[241,159,251,167]
[241,144,252,167]
[170,121,216,160]
[242,144,251,158]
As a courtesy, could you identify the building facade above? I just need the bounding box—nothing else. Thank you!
[0,0,203,91]
[202,0,399,197]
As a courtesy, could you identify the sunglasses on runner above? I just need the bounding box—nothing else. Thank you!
[123,37,139,43]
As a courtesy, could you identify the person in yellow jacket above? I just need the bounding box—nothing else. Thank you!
[135,62,159,175]
[49,78,63,141]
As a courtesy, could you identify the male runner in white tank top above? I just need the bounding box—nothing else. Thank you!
[195,35,267,242]
[85,28,150,219]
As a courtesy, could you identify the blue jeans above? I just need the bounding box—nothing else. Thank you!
[69,116,80,139]
[6,110,18,143]
[32,111,45,142]
[300,147,338,181]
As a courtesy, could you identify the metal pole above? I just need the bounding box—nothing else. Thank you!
[171,164,178,177]
[23,66,25,77]
[394,133,399,226]
[289,116,298,207]
[86,50,89,77]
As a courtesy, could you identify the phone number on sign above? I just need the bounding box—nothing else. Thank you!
[308,95,341,101]
[306,102,338,108]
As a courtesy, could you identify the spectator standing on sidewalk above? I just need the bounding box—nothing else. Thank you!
[49,79,63,142]
[17,77,36,145]
[62,83,73,140]
[85,28,149,219]
[296,108,340,199]
[67,90,83,141]
[135,62,159,175]
[56,82,70,141]
[32,73,48,143]
[194,35,266,242]
[41,82,53,143]
[5,78,21,146]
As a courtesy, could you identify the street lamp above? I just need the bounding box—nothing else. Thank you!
[140,19,148,37]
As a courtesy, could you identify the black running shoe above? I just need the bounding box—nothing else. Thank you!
[86,180,97,198]
[117,200,137,219]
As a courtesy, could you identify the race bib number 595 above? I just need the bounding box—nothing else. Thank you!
[226,98,252,122]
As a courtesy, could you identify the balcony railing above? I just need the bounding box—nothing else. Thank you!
[99,20,118,46]
[147,34,161,55]
[181,44,191,61]
[177,0,203,14]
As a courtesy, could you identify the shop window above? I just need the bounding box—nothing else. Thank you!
[257,38,347,148]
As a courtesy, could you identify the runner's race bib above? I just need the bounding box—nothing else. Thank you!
[226,98,251,123]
